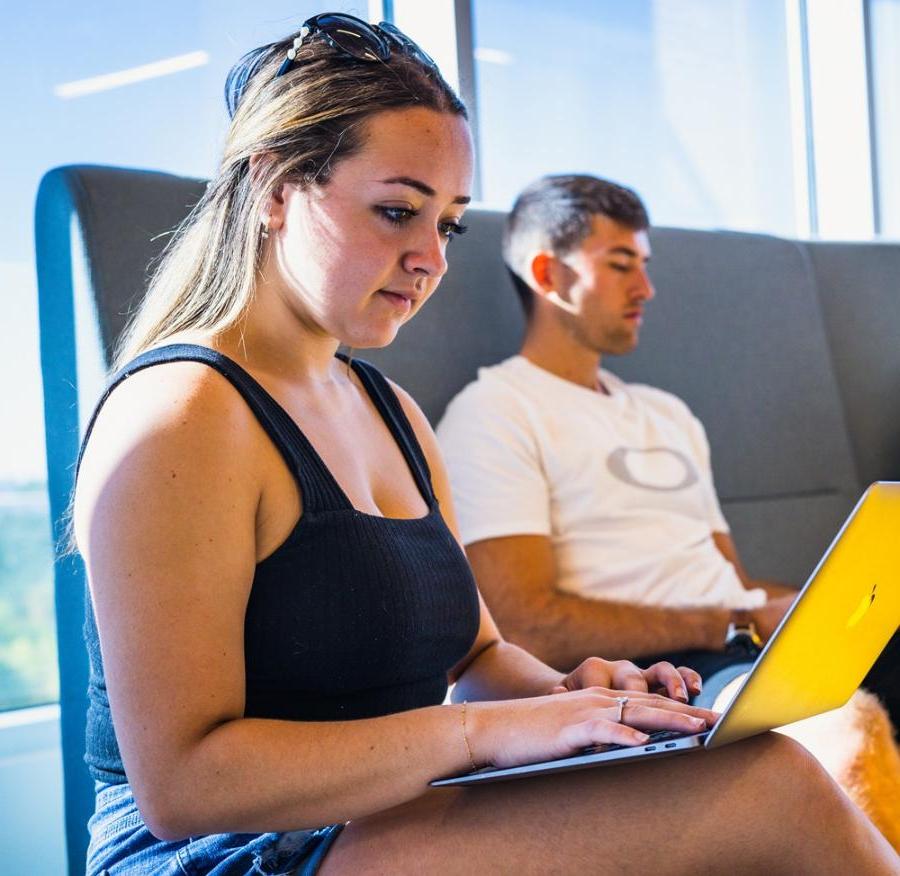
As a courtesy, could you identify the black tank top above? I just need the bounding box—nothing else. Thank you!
[81,344,481,783]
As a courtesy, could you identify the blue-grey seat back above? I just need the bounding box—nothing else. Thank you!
[804,241,900,487]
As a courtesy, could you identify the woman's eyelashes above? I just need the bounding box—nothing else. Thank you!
[439,220,468,241]
[377,205,416,225]
[375,206,468,241]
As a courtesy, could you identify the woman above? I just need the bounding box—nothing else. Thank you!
[75,13,898,874]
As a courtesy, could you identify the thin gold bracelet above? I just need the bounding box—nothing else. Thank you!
[460,701,477,771]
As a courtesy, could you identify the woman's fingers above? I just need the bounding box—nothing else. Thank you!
[645,662,688,701]
[563,718,650,750]
[633,698,718,728]
[678,666,703,696]
[608,660,651,693]
[476,689,720,769]
[620,700,711,734]
[585,688,719,726]
[565,688,718,729]
[563,698,710,751]
[641,661,696,701]
[558,658,703,702]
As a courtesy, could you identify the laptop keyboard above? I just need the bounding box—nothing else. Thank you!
[583,729,692,755]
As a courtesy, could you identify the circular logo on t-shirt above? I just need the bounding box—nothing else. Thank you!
[605,446,699,492]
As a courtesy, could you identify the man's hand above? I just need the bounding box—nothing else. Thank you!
[549,656,703,702]
[747,594,796,642]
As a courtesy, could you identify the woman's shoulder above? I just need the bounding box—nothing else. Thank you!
[77,355,263,500]
[103,354,257,438]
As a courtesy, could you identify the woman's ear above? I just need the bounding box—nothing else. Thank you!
[250,152,286,233]
[263,184,287,233]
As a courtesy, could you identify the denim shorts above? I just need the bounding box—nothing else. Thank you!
[86,782,344,875]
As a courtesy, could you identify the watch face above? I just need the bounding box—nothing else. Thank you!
[725,631,761,658]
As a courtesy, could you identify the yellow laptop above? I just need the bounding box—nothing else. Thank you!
[432,482,900,786]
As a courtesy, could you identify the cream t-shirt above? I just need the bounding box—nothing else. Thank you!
[437,356,766,611]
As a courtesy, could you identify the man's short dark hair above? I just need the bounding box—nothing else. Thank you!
[503,174,650,317]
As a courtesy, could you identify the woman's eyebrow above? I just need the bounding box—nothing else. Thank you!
[379,176,471,205]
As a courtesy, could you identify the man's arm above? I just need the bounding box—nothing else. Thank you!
[466,535,735,670]
[712,532,796,599]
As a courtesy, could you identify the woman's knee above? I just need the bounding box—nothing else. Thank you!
[725,731,840,807]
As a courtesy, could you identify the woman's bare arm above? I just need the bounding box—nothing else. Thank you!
[75,364,480,838]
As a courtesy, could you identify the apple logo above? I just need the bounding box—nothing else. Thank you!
[846,582,877,629]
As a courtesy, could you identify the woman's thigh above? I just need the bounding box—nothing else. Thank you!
[319,733,843,876]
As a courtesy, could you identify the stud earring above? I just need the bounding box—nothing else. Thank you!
[261,219,270,240]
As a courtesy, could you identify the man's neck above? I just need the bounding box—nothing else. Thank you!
[520,329,607,394]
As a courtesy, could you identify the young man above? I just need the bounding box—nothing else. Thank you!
[437,174,796,684]
[436,174,896,715]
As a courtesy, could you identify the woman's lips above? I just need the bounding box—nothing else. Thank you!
[378,290,414,313]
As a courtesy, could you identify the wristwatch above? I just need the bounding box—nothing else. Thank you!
[724,611,763,657]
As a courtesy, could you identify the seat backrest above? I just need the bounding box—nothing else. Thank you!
[804,241,900,487]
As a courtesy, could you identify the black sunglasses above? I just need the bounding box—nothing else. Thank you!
[276,12,437,77]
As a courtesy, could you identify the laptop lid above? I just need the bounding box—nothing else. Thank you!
[705,481,900,748]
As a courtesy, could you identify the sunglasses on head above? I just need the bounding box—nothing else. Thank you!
[276,12,438,77]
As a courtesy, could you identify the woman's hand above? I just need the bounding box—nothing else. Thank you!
[549,656,702,702]
[465,687,718,770]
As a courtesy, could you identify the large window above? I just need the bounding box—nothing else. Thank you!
[470,0,800,234]
[3,1,368,712]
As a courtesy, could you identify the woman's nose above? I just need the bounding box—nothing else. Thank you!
[404,226,448,279]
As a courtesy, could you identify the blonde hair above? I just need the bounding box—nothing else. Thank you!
[114,31,466,370]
